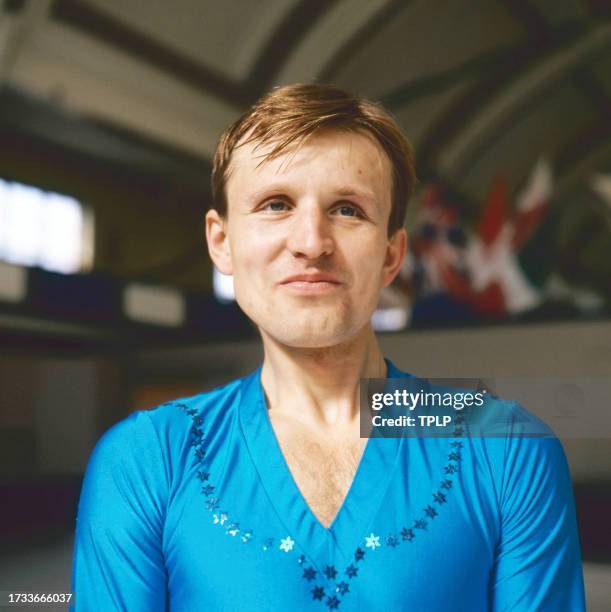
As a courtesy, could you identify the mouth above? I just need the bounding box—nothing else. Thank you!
[280,274,342,295]
[282,281,340,295]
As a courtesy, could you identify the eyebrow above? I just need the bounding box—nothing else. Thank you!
[241,185,380,212]
[335,188,377,202]
[245,184,291,202]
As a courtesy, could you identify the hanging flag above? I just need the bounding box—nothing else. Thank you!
[512,158,552,250]
[477,176,507,248]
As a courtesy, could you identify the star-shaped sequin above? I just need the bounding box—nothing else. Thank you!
[448,451,461,461]
[451,441,463,448]
[205,497,219,511]
[298,554,306,565]
[201,484,215,496]
[213,512,228,525]
[226,522,240,536]
[433,492,447,504]
[240,530,252,543]
[345,564,358,579]
[303,567,317,581]
[326,595,340,609]
[401,527,415,542]
[354,548,365,562]
[336,581,349,595]
[312,586,325,601]
[385,534,399,547]
[279,536,295,552]
[193,415,203,425]
[324,565,338,580]
[444,464,458,474]
[196,470,210,481]
[424,505,438,519]
[414,518,428,530]
[262,537,274,551]
[194,447,206,462]
[440,479,453,489]
[365,533,380,549]
[191,426,203,439]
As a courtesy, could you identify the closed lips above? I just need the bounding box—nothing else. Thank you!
[280,274,340,284]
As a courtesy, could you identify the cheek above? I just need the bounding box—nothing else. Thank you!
[229,221,283,270]
[228,230,261,274]
[352,243,387,284]
[229,236,273,302]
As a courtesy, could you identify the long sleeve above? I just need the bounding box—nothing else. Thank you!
[489,410,586,611]
[71,411,169,612]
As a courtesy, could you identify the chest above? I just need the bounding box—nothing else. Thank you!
[170,426,491,612]
[270,421,367,528]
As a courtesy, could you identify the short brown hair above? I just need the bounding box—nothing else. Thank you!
[211,83,417,236]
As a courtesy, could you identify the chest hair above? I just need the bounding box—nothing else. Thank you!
[271,422,367,528]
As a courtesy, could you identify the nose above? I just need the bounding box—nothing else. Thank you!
[286,202,334,260]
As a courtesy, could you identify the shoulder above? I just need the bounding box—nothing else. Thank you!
[145,372,246,433]
[88,371,252,476]
[400,375,571,503]
[79,372,254,517]
[467,397,573,519]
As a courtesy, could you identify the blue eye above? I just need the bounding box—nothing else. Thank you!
[264,201,288,212]
[336,205,359,217]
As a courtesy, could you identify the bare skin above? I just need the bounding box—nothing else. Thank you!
[269,410,367,527]
[259,330,386,527]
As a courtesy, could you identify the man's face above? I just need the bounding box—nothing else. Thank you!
[206,129,406,349]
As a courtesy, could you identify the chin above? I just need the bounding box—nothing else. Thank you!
[261,318,368,350]
[275,333,345,349]
[239,297,374,348]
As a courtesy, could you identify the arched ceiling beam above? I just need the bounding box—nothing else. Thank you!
[317,0,405,84]
[554,71,611,201]
[50,0,337,109]
[499,0,550,44]
[274,0,393,84]
[246,0,340,91]
[381,41,520,111]
[415,14,607,172]
[435,22,611,179]
[0,0,52,82]
[50,0,244,105]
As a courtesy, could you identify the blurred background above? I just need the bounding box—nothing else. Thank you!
[0,0,610,608]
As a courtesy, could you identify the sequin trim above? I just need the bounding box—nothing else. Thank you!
[176,403,256,545]
[303,414,466,608]
[176,403,465,609]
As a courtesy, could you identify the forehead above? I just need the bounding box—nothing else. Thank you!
[225,129,393,204]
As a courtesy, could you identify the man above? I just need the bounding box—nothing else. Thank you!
[72,84,585,610]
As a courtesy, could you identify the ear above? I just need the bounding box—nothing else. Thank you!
[205,208,233,275]
[381,228,407,288]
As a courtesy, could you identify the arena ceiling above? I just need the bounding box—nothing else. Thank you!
[1,0,610,288]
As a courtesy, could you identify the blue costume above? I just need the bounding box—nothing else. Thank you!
[71,359,585,611]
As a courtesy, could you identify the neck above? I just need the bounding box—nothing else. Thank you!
[259,325,387,429]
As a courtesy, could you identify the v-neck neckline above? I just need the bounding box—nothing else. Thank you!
[238,358,410,568]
